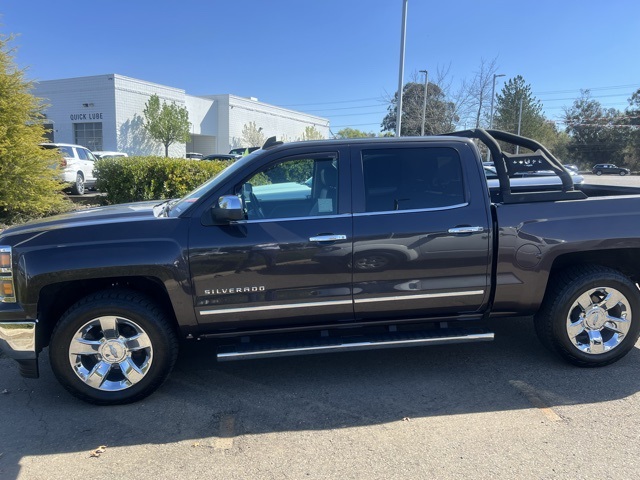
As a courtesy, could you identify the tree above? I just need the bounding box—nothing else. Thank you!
[563,90,629,167]
[458,57,500,129]
[142,94,190,157]
[0,34,70,223]
[623,88,640,169]
[241,121,266,147]
[381,80,458,136]
[493,75,548,152]
[300,125,324,141]
[334,128,375,139]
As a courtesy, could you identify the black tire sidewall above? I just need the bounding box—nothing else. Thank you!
[49,293,177,404]
[551,273,640,365]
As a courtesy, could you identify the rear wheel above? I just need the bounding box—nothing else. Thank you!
[535,265,640,367]
[71,173,85,195]
[595,170,603,176]
[49,290,178,404]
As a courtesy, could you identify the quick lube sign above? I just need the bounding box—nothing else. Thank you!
[70,113,103,121]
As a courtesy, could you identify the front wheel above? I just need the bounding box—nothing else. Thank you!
[620,171,627,176]
[535,265,640,367]
[49,290,178,404]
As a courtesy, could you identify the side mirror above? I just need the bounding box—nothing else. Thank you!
[212,195,244,221]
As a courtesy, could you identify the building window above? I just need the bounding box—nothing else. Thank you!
[74,122,103,151]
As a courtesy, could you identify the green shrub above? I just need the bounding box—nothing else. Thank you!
[94,157,232,204]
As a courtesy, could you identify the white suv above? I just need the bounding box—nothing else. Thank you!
[40,143,97,195]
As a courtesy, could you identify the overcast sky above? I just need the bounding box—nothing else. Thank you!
[2,0,639,133]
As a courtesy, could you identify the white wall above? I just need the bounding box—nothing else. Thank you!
[35,75,330,157]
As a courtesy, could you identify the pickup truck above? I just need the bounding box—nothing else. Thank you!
[2,129,640,405]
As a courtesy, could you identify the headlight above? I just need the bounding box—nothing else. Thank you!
[0,246,16,303]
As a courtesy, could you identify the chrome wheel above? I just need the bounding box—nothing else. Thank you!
[566,287,632,354]
[68,316,153,391]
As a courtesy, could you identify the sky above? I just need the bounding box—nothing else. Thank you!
[2,0,639,135]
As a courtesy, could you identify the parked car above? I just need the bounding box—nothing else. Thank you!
[93,151,128,159]
[229,147,260,157]
[592,164,630,176]
[186,152,203,160]
[40,143,97,195]
[483,165,584,189]
[201,154,239,162]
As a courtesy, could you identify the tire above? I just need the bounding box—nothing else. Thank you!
[595,170,603,176]
[71,173,85,195]
[49,290,179,405]
[619,171,627,176]
[534,265,640,367]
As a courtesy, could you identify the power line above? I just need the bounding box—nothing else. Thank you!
[278,96,383,107]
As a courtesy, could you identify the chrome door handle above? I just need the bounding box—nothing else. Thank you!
[448,226,484,234]
[309,234,347,242]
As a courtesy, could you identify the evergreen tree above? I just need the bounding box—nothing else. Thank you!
[0,34,70,224]
[493,76,548,152]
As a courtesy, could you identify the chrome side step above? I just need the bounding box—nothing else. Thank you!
[217,329,494,362]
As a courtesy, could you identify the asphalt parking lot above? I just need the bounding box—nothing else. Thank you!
[2,174,640,479]
[2,318,640,480]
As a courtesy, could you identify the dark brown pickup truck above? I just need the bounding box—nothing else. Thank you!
[1,129,639,405]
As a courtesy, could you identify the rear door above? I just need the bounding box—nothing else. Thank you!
[350,141,492,320]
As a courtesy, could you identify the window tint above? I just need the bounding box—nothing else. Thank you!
[59,146,74,157]
[362,147,464,212]
[240,156,338,220]
[76,148,90,160]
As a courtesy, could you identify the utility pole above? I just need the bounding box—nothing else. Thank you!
[420,70,428,136]
[395,0,408,137]
[516,97,524,154]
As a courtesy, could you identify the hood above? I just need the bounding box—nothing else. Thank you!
[0,201,161,240]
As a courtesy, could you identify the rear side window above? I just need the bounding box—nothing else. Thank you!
[362,147,464,213]
[76,148,91,161]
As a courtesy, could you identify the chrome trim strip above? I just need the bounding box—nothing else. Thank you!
[448,226,485,234]
[237,214,351,225]
[354,290,484,304]
[353,203,469,217]
[217,332,495,361]
[309,234,347,242]
[200,299,353,316]
[0,321,36,360]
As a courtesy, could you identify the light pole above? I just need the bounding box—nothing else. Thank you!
[489,73,505,129]
[420,69,428,136]
[395,0,409,137]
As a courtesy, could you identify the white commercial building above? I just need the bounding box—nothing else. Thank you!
[33,74,330,157]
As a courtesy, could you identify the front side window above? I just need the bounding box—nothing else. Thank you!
[240,155,338,220]
[362,147,464,213]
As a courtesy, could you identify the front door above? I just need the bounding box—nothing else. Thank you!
[189,147,354,331]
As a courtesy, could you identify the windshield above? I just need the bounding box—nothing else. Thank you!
[167,149,264,217]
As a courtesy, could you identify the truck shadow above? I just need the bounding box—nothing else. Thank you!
[2,316,640,478]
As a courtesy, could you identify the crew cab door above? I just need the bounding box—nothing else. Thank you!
[350,141,492,320]
[188,146,354,330]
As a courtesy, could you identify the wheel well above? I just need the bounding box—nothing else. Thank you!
[549,249,640,286]
[37,276,178,348]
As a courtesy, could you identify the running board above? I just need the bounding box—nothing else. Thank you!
[217,329,494,362]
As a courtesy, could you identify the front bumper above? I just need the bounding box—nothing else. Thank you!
[0,321,39,378]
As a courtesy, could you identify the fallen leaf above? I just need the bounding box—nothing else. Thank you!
[89,445,108,458]
[402,417,411,422]
[1,389,8,394]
